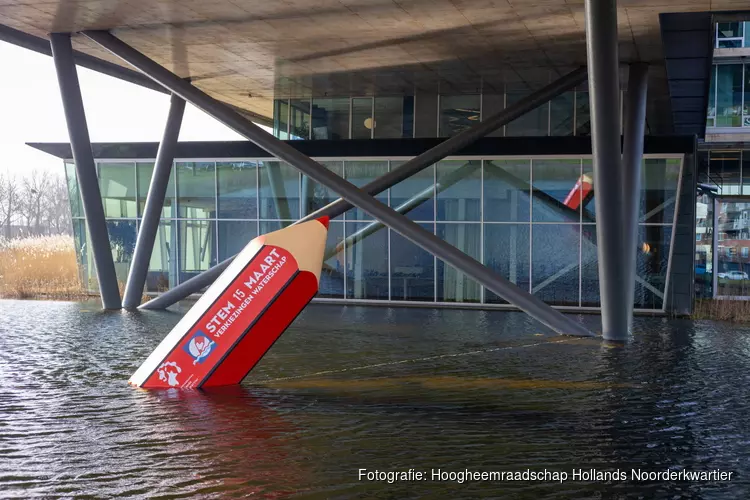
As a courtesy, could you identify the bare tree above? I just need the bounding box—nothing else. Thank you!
[18,171,52,236]
[0,172,19,239]
[46,176,73,236]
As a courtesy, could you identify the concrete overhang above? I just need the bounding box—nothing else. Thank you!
[0,1,746,132]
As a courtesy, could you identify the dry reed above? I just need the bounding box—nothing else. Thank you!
[692,298,750,322]
[0,235,89,300]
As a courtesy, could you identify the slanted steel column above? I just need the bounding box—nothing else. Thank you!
[50,33,121,310]
[584,0,628,340]
[122,93,185,309]
[139,66,587,309]
[85,30,593,337]
[622,63,649,333]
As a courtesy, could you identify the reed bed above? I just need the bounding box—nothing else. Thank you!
[0,235,89,300]
[692,298,750,322]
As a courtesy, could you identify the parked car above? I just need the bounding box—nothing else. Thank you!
[718,270,749,280]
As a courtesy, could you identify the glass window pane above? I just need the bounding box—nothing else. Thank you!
[374,97,405,138]
[707,66,716,119]
[439,95,480,136]
[531,159,582,223]
[575,91,590,136]
[176,162,215,219]
[717,22,742,39]
[391,223,434,301]
[716,64,742,127]
[745,22,750,47]
[65,161,83,218]
[178,220,217,284]
[719,39,742,49]
[580,224,600,307]
[259,161,300,220]
[344,161,388,221]
[745,64,750,124]
[289,99,311,140]
[146,221,177,292]
[137,161,174,218]
[217,161,258,219]
[98,162,136,218]
[218,220,257,262]
[302,161,343,219]
[484,224,530,304]
[320,221,344,298]
[641,158,683,223]
[532,224,580,306]
[72,219,95,291]
[436,160,481,221]
[389,162,434,221]
[550,92,574,136]
[345,222,388,300]
[695,194,713,299]
[107,220,136,285]
[311,98,349,139]
[351,97,373,139]
[274,99,289,139]
[484,160,531,222]
[437,223,481,303]
[716,200,750,297]
[743,150,750,195]
[635,224,671,309]
[581,159,595,221]
[506,92,548,136]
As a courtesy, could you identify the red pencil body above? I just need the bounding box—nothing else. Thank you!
[130,218,328,389]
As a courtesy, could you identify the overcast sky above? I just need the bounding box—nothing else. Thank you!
[0,40,245,180]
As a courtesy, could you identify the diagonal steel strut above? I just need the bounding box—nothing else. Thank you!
[84,30,593,337]
[139,66,587,310]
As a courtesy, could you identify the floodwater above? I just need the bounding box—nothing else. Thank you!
[1,299,749,499]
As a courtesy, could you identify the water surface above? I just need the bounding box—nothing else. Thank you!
[1,300,749,498]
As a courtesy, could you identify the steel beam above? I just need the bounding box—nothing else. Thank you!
[50,33,121,310]
[122,93,185,309]
[584,0,627,340]
[86,30,592,337]
[139,65,587,310]
[622,63,649,334]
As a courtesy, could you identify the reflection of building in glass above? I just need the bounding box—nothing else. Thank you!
[50,150,682,311]
[272,90,595,140]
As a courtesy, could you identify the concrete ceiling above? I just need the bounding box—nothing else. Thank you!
[0,0,743,122]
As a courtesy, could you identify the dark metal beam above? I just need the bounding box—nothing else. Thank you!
[50,33,121,310]
[85,29,592,337]
[584,0,628,340]
[139,67,587,310]
[122,93,185,309]
[622,63,649,334]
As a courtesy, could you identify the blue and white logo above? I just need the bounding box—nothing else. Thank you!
[184,331,216,365]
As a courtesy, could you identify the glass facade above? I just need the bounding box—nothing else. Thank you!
[706,63,750,128]
[65,155,683,310]
[273,91,592,139]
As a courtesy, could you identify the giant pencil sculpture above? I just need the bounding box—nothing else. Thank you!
[129,217,329,389]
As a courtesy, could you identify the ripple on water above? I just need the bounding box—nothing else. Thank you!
[1,300,749,497]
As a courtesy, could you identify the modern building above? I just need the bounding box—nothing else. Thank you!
[695,20,750,300]
[3,1,744,339]
[30,139,687,313]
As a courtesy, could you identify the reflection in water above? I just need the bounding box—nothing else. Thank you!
[1,300,749,497]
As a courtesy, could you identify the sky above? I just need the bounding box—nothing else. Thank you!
[0,40,246,180]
